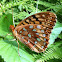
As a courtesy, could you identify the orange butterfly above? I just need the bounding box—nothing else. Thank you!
[10,11,57,53]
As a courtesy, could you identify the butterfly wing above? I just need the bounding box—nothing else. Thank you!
[13,11,57,53]
[16,11,57,27]
[14,24,55,53]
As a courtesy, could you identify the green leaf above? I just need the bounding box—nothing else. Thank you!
[0,14,13,36]
[0,55,4,62]
[0,39,34,62]
[0,14,34,62]
[34,1,54,7]
[0,14,14,40]
[47,59,62,62]
[56,8,62,23]
[58,32,62,39]
[49,21,62,46]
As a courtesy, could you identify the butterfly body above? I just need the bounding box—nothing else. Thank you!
[10,11,57,53]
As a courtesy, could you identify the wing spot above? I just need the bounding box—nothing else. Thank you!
[43,42,46,45]
[48,24,50,25]
[35,15,40,17]
[36,33,39,35]
[37,25,41,29]
[43,34,46,37]
[23,34,25,35]
[42,14,45,17]
[34,41,37,44]
[41,46,44,49]
[44,38,46,41]
[20,31,22,33]
[33,15,39,21]
[23,28,27,31]
[22,37,24,39]
[28,40,30,43]
[33,45,36,47]
[26,19,29,22]
[46,28,48,29]
[33,29,36,31]
[41,30,44,33]
[29,25,33,28]
[37,38,41,41]
[28,34,31,38]
[50,20,51,22]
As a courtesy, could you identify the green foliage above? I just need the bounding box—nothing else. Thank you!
[58,32,62,39]
[56,8,62,23]
[0,56,4,62]
[47,59,62,62]
[0,0,62,62]
[36,40,62,62]
[0,38,34,62]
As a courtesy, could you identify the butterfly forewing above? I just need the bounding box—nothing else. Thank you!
[12,11,57,53]
[16,11,56,27]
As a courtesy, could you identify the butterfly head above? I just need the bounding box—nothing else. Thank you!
[10,25,15,32]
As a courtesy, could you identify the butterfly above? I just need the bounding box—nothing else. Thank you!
[10,11,57,53]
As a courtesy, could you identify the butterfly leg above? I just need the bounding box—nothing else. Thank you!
[5,33,12,38]
[9,39,16,41]
[5,33,20,56]
[16,39,21,57]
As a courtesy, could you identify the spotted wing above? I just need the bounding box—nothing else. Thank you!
[14,12,57,53]
[14,24,54,53]
[16,11,57,27]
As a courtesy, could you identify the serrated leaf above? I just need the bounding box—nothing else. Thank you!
[34,1,54,7]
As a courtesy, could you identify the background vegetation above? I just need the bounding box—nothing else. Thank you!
[0,0,62,62]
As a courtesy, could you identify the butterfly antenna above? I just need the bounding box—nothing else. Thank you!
[36,0,39,13]
[12,8,15,27]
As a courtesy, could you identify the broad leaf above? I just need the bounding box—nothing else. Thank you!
[0,14,34,62]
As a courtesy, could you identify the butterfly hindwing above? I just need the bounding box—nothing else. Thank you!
[14,24,51,53]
